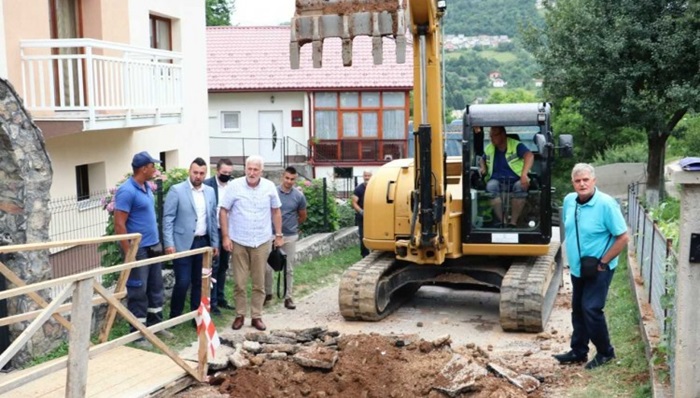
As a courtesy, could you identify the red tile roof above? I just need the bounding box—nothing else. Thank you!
[207,26,413,92]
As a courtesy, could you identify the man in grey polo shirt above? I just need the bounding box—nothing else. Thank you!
[265,166,307,310]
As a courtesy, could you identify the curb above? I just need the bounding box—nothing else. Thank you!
[626,250,671,398]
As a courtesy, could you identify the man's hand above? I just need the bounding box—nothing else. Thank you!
[212,247,219,257]
[520,174,530,191]
[223,238,233,253]
[164,246,176,255]
[274,235,284,248]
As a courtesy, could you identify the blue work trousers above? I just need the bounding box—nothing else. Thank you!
[126,247,164,330]
[569,268,615,358]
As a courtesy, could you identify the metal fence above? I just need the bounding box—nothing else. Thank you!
[626,182,676,377]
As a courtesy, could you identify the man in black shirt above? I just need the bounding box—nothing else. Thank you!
[351,170,372,257]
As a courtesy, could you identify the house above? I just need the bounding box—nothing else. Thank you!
[488,71,501,80]
[207,26,413,183]
[1,1,208,241]
[492,78,507,88]
[533,79,544,88]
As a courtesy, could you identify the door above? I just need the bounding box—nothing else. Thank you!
[49,0,82,107]
[258,111,283,164]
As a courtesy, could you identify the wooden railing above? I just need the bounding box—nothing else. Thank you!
[311,139,407,164]
[0,234,212,396]
[20,38,183,129]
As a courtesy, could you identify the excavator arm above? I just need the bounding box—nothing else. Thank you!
[290,0,451,264]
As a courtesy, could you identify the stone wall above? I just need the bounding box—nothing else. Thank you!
[293,227,360,265]
[0,78,57,365]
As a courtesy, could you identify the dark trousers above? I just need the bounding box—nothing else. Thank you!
[570,268,615,357]
[357,216,369,257]
[211,229,230,308]
[169,235,209,318]
[126,247,164,331]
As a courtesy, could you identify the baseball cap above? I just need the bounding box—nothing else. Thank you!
[131,151,161,169]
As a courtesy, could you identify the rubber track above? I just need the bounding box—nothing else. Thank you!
[338,251,406,321]
[499,241,562,332]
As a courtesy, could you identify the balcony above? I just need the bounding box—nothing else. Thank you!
[311,139,407,165]
[20,39,183,132]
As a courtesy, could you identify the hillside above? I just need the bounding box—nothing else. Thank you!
[442,0,544,37]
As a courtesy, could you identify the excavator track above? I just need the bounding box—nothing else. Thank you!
[339,251,418,321]
[499,241,562,332]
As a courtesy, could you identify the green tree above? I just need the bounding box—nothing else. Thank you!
[206,0,234,26]
[524,0,700,203]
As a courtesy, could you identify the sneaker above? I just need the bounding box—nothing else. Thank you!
[585,352,616,370]
[157,329,175,339]
[134,338,153,350]
[553,350,587,364]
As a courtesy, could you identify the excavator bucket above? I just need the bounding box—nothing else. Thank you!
[290,0,407,69]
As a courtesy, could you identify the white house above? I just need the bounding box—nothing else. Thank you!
[492,78,508,88]
[207,26,413,183]
[1,0,208,247]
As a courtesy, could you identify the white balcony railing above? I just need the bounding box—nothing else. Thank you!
[20,38,183,130]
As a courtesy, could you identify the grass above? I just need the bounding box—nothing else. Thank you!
[567,251,652,398]
[477,49,518,63]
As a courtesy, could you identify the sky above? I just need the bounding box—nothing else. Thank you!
[230,0,296,26]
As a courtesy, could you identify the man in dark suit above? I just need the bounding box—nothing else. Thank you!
[203,158,234,314]
[163,157,219,319]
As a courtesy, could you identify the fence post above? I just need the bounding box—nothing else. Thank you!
[664,238,672,333]
[668,163,700,396]
[649,220,656,304]
[640,208,647,278]
[156,179,164,244]
[323,178,329,232]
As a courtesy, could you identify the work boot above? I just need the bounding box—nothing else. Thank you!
[232,316,245,330]
[553,350,587,364]
[264,294,273,305]
[284,298,296,310]
[585,351,616,370]
[251,318,266,331]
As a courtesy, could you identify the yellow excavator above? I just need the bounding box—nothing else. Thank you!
[290,0,573,332]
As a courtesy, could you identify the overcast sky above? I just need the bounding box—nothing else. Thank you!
[230,0,295,26]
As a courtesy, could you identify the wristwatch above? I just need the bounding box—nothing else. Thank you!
[275,233,283,237]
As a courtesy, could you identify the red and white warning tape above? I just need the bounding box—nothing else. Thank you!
[196,295,221,357]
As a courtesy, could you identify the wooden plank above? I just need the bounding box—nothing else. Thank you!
[66,279,93,397]
[0,283,74,372]
[0,233,141,254]
[0,291,126,328]
[0,347,196,398]
[148,376,196,398]
[100,240,138,343]
[0,261,73,330]
[91,281,202,381]
[198,250,213,380]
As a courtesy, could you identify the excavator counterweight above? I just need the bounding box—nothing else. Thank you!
[290,0,407,68]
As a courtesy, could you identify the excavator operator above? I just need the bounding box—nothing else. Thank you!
[479,126,535,228]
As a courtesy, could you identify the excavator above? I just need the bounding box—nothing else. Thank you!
[290,0,573,332]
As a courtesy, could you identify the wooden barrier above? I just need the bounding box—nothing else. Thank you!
[0,233,213,396]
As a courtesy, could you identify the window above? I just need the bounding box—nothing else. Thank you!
[75,164,89,201]
[312,91,408,141]
[221,111,240,133]
[75,162,105,205]
[334,167,353,179]
[149,15,172,51]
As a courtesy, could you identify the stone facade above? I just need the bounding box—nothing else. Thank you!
[0,78,56,365]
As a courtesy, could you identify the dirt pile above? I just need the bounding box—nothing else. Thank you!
[177,327,567,398]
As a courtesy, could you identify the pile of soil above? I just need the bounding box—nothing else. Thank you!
[178,332,575,398]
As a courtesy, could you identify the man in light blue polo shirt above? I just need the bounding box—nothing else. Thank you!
[554,163,629,370]
[219,155,283,331]
[114,151,171,341]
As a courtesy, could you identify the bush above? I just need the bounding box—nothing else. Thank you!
[98,167,188,286]
[337,200,356,229]
[298,178,340,235]
[592,141,648,165]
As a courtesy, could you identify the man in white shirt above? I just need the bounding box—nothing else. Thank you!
[220,155,283,331]
[163,158,219,319]
[203,158,234,314]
